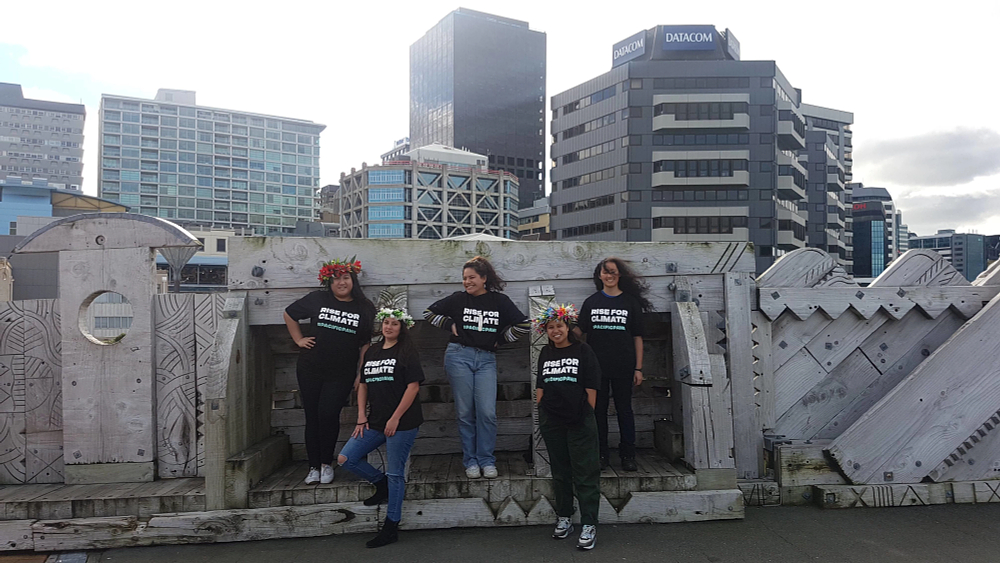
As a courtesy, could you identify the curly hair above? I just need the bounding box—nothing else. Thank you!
[592,257,652,312]
[463,255,507,292]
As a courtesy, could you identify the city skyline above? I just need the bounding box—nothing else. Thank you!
[2,0,999,237]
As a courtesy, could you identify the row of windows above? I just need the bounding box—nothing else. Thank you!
[488,154,538,169]
[778,110,806,137]
[102,131,319,156]
[1,164,77,175]
[0,121,83,134]
[652,189,750,202]
[652,133,751,146]
[653,159,748,177]
[560,166,616,190]
[101,145,317,166]
[653,102,749,121]
[560,112,616,141]
[652,216,748,233]
[810,117,846,132]
[561,140,615,166]
[561,194,615,214]
[0,136,80,148]
[562,84,617,115]
[102,170,315,188]
[652,77,752,90]
[101,181,314,198]
[778,220,807,240]
[0,106,83,120]
[561,221,615,238]
[103,114,317,146]
[778,165,806,189]
[103,99,322,135]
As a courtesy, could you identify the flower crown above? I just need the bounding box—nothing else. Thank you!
[376,307,415,328]
[318,256,361,285]
[533,303,579,335]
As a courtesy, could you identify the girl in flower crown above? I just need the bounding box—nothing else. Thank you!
[284,257,375,486]
[534,303,602,551]
[338,307,424,548]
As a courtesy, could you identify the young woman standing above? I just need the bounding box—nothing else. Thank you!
[283,257,375,485]
[577,257,651,472]
[535,304,602,550]
[424,256,529,479]
[338,307,424,548]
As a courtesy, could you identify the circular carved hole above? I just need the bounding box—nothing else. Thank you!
[79,291,134,345]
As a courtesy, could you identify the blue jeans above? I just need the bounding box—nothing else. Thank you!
[444,342,498,469]
[339,426,418,522]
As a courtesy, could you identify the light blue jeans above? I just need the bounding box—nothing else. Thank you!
[445,342,498,469]
[339,426,418,522]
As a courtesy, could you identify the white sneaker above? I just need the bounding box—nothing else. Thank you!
[466,465,481,479]
[320,465,335,484]
[577,525,596,550]
[552,516,574,539]
[305,468,320,484]
[482,465,499,479]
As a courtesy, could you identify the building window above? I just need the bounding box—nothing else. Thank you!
[216,239,226,253]
[8,221,15,236]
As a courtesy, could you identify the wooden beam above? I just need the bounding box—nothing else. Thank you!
[672,301,712,385]
[724,272,758,479]
[528,285,555,477]
[774,440,846,488]
[871,249,969,287]
[225,435,290,509]
[227,238,754,291]
[828,291,1000,484]
[13,212,200,253]
[755,248,844,289]
[757,286,999,321]
[0,520,34,551]
[751,311,775,435]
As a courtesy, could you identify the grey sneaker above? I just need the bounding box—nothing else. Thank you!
[304,468,320,485]
[552,516,573,539]
[482,465,499,479]
[320,464,335,484]
[577,524,596,550]
[465,465,481,479]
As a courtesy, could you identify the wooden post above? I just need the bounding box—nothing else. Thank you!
[724,272,758,479]
[528,285,555,477]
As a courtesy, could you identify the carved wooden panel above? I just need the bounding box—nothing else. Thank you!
[155,294,198,478]
[194,293,225,477]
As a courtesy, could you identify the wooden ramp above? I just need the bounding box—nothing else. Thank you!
[0,478,204,521]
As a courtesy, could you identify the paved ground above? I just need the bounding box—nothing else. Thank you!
[13,504,1000,563]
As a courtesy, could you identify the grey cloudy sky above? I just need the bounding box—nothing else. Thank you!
[3,0,999,236]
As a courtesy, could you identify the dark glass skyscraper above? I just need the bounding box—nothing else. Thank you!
[410,8,546,208]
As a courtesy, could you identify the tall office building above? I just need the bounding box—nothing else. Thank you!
[338,144,519,240]
[910,230,986,281]
[550,25,834,273]
[0,83,85,194]
[410,8,546,208]
[98,89,325,235]
[851,199,890,279]
[800,105,853,272]
[850,184,906,260]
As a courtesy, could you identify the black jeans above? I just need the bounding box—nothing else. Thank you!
[539,408,601,525]
[595,376,636,459]
[297,366,355,467]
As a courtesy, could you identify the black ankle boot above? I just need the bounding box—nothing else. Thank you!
[364,476,389,506]
[366,518,399,548]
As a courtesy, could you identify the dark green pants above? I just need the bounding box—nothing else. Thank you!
[539,407,601,525]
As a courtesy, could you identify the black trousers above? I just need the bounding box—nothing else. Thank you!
[595,376,636,459]
[297,366,355,468]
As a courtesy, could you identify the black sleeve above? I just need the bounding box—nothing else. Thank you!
[628,295,646,338]
[358,303,377,347]
[403,350,425,385]
[284,291,317,321]
[424,292,461,331]
[579,294,595,333]
[580,344,602,390]
[500,293,528,326]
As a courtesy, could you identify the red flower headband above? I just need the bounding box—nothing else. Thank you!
[318,256,361,285]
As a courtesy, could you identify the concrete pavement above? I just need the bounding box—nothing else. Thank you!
[83,504,1000,562]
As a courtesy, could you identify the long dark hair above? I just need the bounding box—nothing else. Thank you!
[380,318,418,358]
[327,271,376,337]
[593,257,652,312]
[464,256,506,292]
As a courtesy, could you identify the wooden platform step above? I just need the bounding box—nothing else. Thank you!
[249,450,695,509]
[0,478,205,521]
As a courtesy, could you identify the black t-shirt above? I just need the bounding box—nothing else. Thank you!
[285,290,372,377]
[536,342,601,426]
[579,291,646,379]
[427,290,527,351]
[361,343,424,432]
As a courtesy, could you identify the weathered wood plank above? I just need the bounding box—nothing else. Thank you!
[828,292,1000,484]
[872,249,969,287]
[154,294,198,478]
[755,247,841,289]
[228,238,754,291]
[771,310,833,371]
[773,349,827,425]
[21,300,63,484]
[61,247,156,470]
[194,293,223,477]
[672,301,712,385]
[707,354,735,469]
[737,479,781,506]
[724,272,757,479]
[772,349,881,440]
[759,286,999,322]
[751,311,775,435]
[14,213,199,254]
[817,312,965,440]
[816,483,951,508]
[804,311,890,373]
[774,440,847,487]
[0,519,33,551]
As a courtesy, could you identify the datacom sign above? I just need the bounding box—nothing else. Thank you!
[612,30,646,67]
[660,25,718,51]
